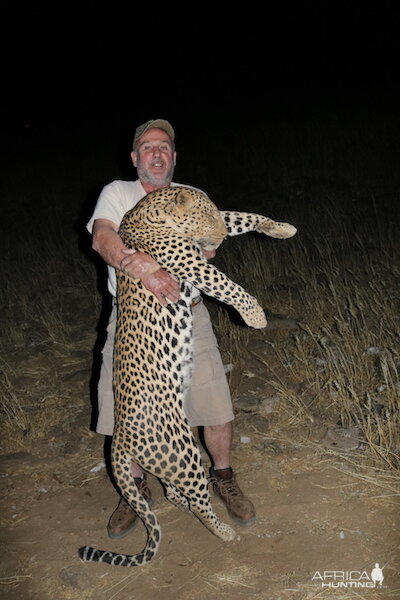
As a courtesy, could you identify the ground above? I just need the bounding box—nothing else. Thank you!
[1,302,399,600]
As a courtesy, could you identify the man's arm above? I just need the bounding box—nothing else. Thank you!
[92,219,181,305]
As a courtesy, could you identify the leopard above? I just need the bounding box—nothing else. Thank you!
[79,186,296,567]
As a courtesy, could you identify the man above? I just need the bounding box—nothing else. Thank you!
[87,119,255,539]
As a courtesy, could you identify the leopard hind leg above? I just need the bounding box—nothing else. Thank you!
[183,480,236,541]
[162,478,235,540]
[78,450,161,567]
[161,451,236,542]
[162,480,190,511]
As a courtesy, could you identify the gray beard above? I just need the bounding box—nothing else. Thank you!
[137,165,175,188]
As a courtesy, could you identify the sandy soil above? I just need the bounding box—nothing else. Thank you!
[1,306,399,600]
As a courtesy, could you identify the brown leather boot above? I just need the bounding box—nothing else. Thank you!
[209,467,256,526]
[107,476,153,539]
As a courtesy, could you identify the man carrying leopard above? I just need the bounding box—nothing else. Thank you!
[87,119,256,539]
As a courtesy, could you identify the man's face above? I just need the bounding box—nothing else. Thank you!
[131,128,176,190]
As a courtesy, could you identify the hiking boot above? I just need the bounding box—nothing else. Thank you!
[107,476,153,539]
[209,467,256,526]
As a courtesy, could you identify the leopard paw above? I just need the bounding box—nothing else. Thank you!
[219,523,237,541]
[257,221,297,239]
[241,302,267,329]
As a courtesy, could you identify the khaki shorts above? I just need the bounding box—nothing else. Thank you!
[96,299,233,435]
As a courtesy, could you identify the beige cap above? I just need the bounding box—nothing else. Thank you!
[133,119,175,148]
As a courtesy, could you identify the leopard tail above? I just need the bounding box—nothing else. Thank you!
[78,504,161,567]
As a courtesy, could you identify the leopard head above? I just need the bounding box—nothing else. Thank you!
[164,188,228,250]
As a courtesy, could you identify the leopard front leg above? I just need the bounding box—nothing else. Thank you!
[220,210,297,239]
[186,260,267,329]
[137,237,267,329]
[221,287,267,329]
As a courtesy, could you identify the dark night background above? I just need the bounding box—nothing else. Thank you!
[2,1,400,226]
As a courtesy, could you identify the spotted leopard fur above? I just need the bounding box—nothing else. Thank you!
[79,187,296,566]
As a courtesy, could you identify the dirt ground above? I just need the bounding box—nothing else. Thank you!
[1,305,399,600]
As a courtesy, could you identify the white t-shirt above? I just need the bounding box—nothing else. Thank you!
[87,179,200,296]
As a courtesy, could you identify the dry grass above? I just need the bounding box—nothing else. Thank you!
[215,192,400,473]
[0,212,100,451]
[0,216,99,350]
[0,361,30,436]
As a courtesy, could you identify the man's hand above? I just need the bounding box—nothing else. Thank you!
[120,249,181,305]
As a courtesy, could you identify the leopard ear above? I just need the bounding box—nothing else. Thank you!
[174,189,194,208]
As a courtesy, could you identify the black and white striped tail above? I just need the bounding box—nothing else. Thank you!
[78,543,157,567]
[79,497,161,567]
